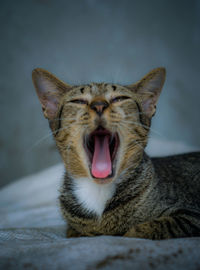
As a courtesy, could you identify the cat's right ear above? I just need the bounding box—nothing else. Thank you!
[127,67,166,118]
[32,68,71,119]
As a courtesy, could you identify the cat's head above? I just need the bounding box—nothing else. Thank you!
[32,68,165,184]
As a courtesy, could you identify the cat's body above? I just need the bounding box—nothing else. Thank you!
[32,67,200,239]
[60,152,200,239]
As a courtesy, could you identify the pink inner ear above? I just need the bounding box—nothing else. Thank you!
[142,99,152,114]
[142,95,157,116]
[33,69,69,120]
[42,97,59,119]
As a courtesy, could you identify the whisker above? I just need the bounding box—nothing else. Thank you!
[133,141,146,150]
[50,117,78,122]
[121,119,163,137]
[125,111,147,116]
[128,141,146,151]
[28,125,82,152]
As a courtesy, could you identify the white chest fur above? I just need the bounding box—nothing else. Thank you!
[73,178,116,216]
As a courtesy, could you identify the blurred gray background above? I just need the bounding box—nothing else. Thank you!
[0,0,200,187]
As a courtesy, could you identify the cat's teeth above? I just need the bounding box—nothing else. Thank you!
[84,127,120,180]
[110,134,114,144]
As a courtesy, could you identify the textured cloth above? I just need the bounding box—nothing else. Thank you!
[0,138,199,269]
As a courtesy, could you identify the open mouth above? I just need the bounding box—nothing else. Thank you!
[84,126,119,180]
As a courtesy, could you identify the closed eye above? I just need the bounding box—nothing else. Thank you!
[70,99,88,105]
[110,96,130,103]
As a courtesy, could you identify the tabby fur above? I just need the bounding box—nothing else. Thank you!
[32,67,200,239]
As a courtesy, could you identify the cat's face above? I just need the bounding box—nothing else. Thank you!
[52,83,146,184]
[32,68,165,184]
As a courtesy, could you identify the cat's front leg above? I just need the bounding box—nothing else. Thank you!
[66,226,96,238]
[124,216,200,240]
[66,226,83,238]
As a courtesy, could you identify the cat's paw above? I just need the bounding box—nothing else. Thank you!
[124,224,153,239]
[66,227,82,238]
[124,227,141,238]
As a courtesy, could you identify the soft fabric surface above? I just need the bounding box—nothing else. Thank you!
[0,138,199,269]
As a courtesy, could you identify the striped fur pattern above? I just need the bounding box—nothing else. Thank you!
[32,67,200,239]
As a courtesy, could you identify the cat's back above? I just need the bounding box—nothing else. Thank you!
[151,152,200,207]
[152,152,200,178]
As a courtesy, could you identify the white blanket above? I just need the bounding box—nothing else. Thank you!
[0,138,199,269]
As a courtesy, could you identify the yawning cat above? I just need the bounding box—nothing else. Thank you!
[32,67,200,239]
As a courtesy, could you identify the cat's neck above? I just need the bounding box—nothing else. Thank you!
[105,152,155,208]
[72,177,116,216]
[63,152,155,218]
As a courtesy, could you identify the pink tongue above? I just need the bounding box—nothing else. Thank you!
[91,135,112,178]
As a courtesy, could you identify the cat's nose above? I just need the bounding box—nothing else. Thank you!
[90,100,109,116]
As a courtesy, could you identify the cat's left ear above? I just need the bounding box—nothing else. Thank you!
[32,68,71,120]
[127,67,166,118]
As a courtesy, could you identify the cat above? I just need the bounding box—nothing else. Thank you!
[32,67,200,239]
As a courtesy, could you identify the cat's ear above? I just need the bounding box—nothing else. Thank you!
[127,67,166,118]
[32,68,71,119]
